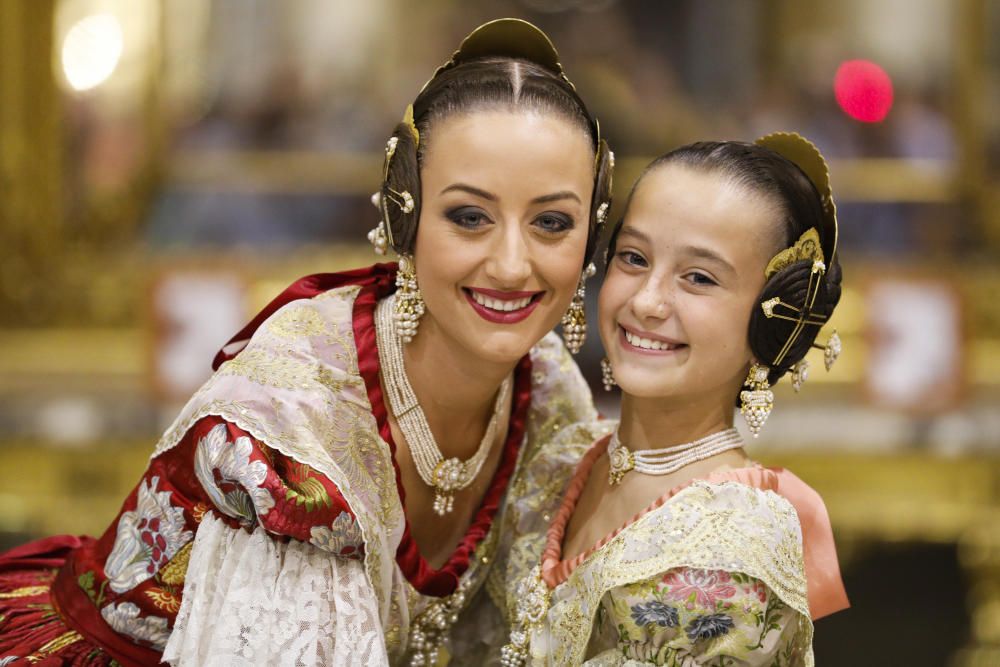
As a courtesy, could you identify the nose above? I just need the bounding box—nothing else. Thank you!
[630,275,672,322]
[484,221,532,287]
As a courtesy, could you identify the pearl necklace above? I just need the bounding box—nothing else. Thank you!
[376,295,511,515]
[607,427,744,486]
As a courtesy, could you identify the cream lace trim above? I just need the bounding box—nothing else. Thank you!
[163,514,389,666]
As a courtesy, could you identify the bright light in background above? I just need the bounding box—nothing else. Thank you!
[61,13,123,91]
[834,59,894,123]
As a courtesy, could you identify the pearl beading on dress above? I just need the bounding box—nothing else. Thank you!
[607,427,744,486]
[376,295,511,515]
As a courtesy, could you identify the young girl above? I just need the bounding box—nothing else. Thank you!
[492,134,849,666]
[0,19,613,666]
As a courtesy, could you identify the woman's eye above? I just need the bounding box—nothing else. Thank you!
[533,213,574,234]
[686,272,718,286]
[616,250,647,268]
[447,207,491,229]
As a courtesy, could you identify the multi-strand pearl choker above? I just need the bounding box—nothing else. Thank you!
[607,427,745,486]
[376,295,511,515]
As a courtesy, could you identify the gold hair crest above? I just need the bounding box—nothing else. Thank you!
[765,227,824,279]
[402,104,420,147]
[755,132,838,267]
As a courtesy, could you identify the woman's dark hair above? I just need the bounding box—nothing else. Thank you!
[381,57,613,267]
[605,141,843,387]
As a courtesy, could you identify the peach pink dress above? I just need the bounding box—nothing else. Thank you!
[481,421,848,666]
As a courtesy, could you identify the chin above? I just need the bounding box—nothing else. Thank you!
[614,367,684,400]
[465,328,543,364]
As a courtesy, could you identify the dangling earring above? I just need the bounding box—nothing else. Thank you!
[394,255,425,343]
[601,357,616,391]
[821,330,841,371]
[367,193,389,255]
[740,363,774,438]
[561,263,596,354]
[790,359,809,392]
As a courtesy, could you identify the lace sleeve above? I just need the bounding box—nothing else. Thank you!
[162,513,388,666]
[586,567,812,666]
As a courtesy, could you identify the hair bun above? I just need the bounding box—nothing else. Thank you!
[748,259,842,384]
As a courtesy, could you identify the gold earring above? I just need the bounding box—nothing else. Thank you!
[822,330,841,371]
[561,263,596,354]
[394,256,425,343]
[740,363,773,438]
[601,357,616,391]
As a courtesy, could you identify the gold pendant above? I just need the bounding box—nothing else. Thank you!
[432,489,454,516]
[607,444,635,486]
[432,458,464,515]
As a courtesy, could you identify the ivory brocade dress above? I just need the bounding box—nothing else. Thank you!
[473,422,849,666]
[0,264,598,666]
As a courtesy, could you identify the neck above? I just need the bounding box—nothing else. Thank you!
[617,391,736,452]
[399,312,518,459]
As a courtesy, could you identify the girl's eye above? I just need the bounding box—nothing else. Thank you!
[686,272,718,287]
[533,213,574,234]
[447,207,491,229]
[616,250,647,268]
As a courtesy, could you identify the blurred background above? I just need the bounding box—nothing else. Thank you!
[1,0,998,664]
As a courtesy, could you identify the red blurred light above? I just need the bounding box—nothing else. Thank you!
[834,60,894,123]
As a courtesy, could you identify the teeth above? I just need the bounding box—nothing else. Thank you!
[470,291,533,312]
[624,329,677,351]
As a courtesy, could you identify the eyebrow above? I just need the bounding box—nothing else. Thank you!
[530,191,581,205]
[680,245,737,274]
[618,226,737,274]
[439,183,581,205]
[617,226,651,245]
[440,183,496,201]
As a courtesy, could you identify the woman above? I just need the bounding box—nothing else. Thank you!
[0,19,613,666]
[492,134,849,666]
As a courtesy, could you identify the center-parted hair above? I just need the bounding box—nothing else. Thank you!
[606,141,843,388]
[382,57,613,267]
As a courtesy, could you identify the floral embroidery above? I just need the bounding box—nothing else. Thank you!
[146,587,182,614]
[157,540,192,586]
[100,601,171,649]
[309,510,364,559]
[504,478,814,665]
[194,423,275,527]
[663,568,737,609]
[77,570,107,607]
[685,612,735,641]
[285,462,333,512]
[630,601,679,628]
[104,476,193,594]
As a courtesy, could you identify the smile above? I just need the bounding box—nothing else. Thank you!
[464,288,543,324]
[620,326,686,353]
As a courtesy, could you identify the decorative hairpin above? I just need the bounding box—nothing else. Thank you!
[596,202,609,225]
[760,296,829,327]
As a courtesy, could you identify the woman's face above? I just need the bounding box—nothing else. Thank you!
[598,163,782,403]
[412,110,594,364]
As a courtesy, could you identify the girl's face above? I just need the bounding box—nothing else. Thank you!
[412,110,594,364]
[599,163,783,404]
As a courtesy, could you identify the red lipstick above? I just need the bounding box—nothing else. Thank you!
[463,288,543,324]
